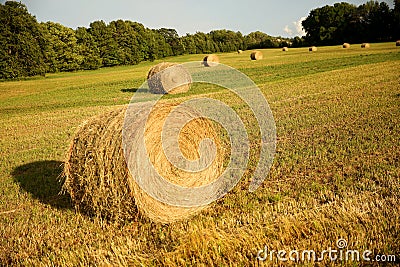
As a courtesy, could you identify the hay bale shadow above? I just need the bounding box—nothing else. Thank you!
[121,88,147,93]
[12,160,72,209]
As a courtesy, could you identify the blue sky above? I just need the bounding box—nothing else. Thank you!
[5,0,395,37]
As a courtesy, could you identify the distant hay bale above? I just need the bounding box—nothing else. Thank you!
[343,43,350,48]
[343,43,351,48]
[309,46,317,52]
[147,62,191,94]
[282,47,289,52]
[63,103,227,224]
[361,43,370,48]
[250,51,263,60]
[396,40,400,46]
[203,54,220,67]
[237,50,243,54]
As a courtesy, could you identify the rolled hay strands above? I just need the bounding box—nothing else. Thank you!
[147,62,191,94]
[309,46,317,52]
[282,47,289,52]
[202,54,220,67]
[237,50,243,54]
[361,43,370,48]
[63,103,227,223]
[126,103,227,223]
[396,40,400,46]
[250,51,263,60]
[63,108,136,222]
[343,43,350,48]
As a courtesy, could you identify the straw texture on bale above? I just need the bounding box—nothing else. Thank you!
[282,47,289,52]
[309,46,317,52]
[63,103,227,223]
[343,43,350,48]
[63,108,136,222]
[203,54,220,67]
[250,51,263,60]
[361,43,370,48]
[147,62,191,94]
[396,40,400,46]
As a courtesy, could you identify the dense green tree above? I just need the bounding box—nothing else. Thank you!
[181,34,197,54]
[0,1,45,79]
[109,20,139,65]
[394,0,400,39]
[209,30,245,52]
[302,4,343,45]
[89,20,121,67]
[157,28,184,55]
[358,1,393,42]
[303,1,397,45]
[245,31,278,49]
[191,32,208,53]
[331,2,358,43]
[75,27,101,70]
[149,30,173,59]
[41,22,82,72]
[291,36,306,47]
[124,21,148,63]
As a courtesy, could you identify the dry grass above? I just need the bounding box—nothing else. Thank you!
[0,43,399,266]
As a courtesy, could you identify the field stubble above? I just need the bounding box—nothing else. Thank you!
[0,43,399,266]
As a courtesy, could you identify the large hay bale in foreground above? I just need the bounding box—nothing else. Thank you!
[147,62,191,94]
[63,104,226,223]
[396,40,400,46]
[203,54,220,67]
[282,47,289,52]
[309,46,317,52]
[250,51,263,60]
[361,43,370,48]
[343,43,350,48]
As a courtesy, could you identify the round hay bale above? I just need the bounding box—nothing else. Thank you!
[147,62,191,94]
[309,46,317,52]
[361,43,370,48]
[282,47,289,52]
[250,51,263,60]
[343,43,350,48]
[203,54,220,67]
[237,50,243,54]
[396,40,400,46]
[63,103,227,224]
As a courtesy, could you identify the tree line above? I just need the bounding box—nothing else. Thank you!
[1,1,399,79]
[302,0,400,45]
[0,1,291,79]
